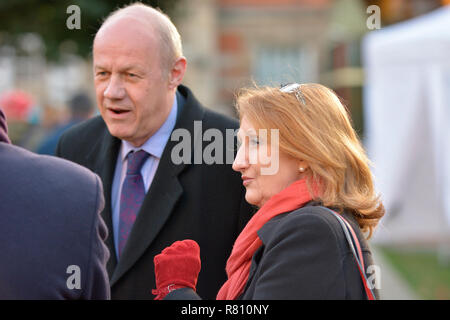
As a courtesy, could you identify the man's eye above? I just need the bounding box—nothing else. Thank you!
[96,71,108,77]
[127,73,137,78]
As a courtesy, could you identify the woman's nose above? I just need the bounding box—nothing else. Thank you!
[232,143,249,172]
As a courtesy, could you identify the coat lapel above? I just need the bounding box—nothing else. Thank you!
[110,85,205,286]
[86,127,121,278]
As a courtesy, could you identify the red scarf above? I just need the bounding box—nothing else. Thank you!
[216,179,316,300]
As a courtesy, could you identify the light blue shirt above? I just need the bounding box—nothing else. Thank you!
[111,97,178,259]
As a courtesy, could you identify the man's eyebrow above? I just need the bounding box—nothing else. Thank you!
[93,65,145,72]
[120,65,145,73]
[94,65,107,70]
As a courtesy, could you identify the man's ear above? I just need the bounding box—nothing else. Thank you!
[168,56,187,90]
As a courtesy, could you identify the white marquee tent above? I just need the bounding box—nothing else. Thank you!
[362,6,450,246]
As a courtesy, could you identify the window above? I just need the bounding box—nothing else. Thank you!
[252,46,316,86]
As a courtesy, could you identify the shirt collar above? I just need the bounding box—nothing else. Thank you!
[120,96,178,161]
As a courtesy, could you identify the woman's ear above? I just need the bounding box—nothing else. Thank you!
[297,160,309,173]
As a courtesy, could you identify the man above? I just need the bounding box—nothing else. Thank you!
[0,108,109,299]
[56,3,253,299]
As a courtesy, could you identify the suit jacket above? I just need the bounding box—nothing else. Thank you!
[167,202,380,300]
[0,142,110,299]
[55,85,254,299]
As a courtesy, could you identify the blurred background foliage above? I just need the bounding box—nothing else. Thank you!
[0,0,180,60]
[380,246,450,299]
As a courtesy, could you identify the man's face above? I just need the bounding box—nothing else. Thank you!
[93,19,172,147]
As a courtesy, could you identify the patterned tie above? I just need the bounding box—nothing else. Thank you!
[118,150,150,257]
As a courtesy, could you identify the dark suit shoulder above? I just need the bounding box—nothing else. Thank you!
[0,143,102,223]
[258,207,342,254]
[0,143,109,299]
[1,142,97,186]
[56,115,106,159]
[258,205,370,254]
[62,115,106,138]
[179,84,238,131]
[202,108,239,131]
[0,143,102,227]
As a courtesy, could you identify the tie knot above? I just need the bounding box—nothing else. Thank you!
[126,150,149,175]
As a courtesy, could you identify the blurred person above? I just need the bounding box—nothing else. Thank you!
[153,83,385,300]
[37,92,94,155]
[0,89,40,149]
[55,3,253,299]
[0,107,110,299]
[0,90,32,121]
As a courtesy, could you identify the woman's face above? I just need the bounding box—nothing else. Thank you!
[233,116,303,208]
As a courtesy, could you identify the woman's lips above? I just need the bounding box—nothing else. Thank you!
[242,176,253,187]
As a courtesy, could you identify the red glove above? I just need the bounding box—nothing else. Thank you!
[152,239,201,300]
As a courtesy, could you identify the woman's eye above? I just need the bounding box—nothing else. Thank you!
[236,138,242,149]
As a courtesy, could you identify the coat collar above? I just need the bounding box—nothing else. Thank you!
[85,127,121,277]
[255,201,366,249]
[243,202,369,293]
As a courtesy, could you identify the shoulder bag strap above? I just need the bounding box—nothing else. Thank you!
[320,207,376,300]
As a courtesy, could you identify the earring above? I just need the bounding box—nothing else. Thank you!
[299,167,305,172]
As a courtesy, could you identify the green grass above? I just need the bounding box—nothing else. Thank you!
[378,246,450,300]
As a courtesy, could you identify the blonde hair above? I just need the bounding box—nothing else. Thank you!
[98,2,183,73]
[236,84,385,238]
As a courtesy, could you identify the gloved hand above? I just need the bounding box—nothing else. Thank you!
[152,239,201,300]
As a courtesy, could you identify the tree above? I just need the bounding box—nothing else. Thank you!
[0,0,180,60]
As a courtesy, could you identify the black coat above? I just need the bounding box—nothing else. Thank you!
[166,202,380,300]
[55,85,254,299]
[0,143,110,299]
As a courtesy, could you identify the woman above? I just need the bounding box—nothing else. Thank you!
[152,83,385,300]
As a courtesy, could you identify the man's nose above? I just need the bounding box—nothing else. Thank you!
[103,75,126,100]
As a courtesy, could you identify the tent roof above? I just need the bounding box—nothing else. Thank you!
[363,6,450,66]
